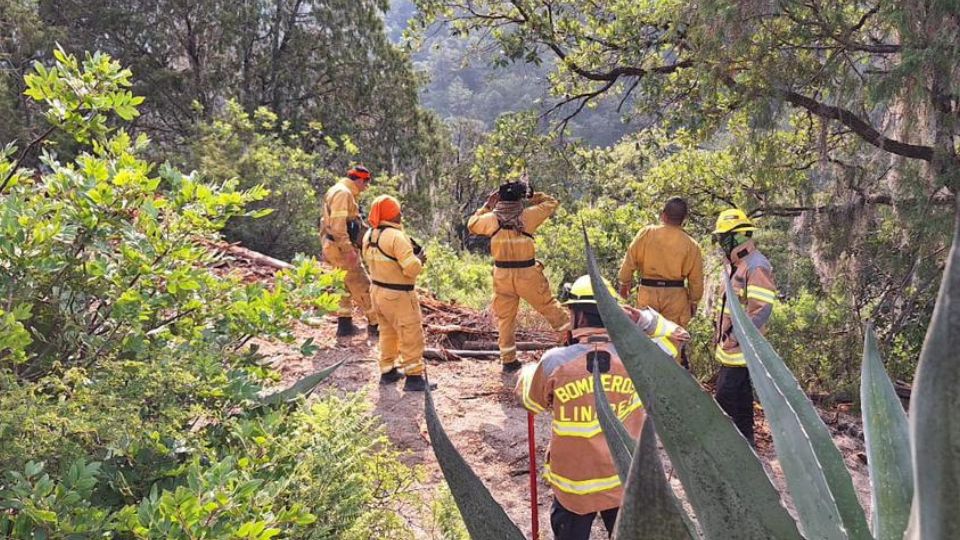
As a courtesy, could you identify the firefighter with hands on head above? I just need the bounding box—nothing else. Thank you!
[712,208,778,446]
[617,196,704,367]
[361,195,434,392]
[321,165,379,338]
[517,275,689,540]
[467,174,571,374]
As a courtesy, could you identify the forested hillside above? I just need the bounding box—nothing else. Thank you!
[2,0,959,538]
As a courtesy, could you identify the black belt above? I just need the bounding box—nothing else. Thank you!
[494,259,536,269]
[640,278,685,288]
[372,280,415,292]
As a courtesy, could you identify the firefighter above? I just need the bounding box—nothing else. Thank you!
[617,197,703,367]
[467,179,570,373]
[321,165,378,338]
[361,195,435,392]
[712,208,777,446]
[517,275,689,540]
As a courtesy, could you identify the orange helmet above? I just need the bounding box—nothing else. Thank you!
[347,165,371,182]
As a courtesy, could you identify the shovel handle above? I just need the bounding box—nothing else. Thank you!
[528,411,539,539]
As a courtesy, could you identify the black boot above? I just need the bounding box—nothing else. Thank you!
[502,360,522,373]
[336,317,359,337]
[379,367,402,385]
[403,375,437,392]
[367,324,379,340]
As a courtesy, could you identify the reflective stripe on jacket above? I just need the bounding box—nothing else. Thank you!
[715,241,777,367]
[516,314,678,514]
[466,192,558,262]
[321,178,360,251]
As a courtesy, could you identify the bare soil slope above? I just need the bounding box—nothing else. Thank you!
[223,244,873,539]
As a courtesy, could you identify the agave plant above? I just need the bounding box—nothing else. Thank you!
[424,221,960,539]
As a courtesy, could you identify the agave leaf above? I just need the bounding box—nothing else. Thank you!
[906,213,960,540]
[259,361,343,406]
[424,386,525,540]
[585,234,802,540]
[725,277,869,540]
[593,362,636,482]
[860,324,912,540]
[613,418,696,540]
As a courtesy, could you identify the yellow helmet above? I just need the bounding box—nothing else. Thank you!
[562,275,619,305]
[713,208,757,234]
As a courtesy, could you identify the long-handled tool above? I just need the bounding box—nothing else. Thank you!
[527,411,539,539]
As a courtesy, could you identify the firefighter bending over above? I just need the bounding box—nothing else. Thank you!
[712,209,777,446]
[361,195,434,392]
[321,165,378,338]
[517,275,689,540]
[468,179,570,373]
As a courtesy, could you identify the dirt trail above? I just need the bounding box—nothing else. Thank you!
[258,313,873,539]
[219,245,874,539]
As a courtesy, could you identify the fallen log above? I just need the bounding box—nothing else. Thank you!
[461,340,555,351]
[424,348,500,361]
[427,324,488,335]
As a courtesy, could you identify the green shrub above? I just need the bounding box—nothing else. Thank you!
[429,486,469,540]
[536,201,655,286]
[418,240,493,310]
[767,289,862,398]
[0,49,419,539]
[193,101,356,261]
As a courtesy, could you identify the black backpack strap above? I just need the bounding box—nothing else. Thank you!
[369,227,399,262]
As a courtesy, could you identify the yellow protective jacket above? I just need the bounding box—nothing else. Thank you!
[517,311,679,515]
[361,222,423,286]
[618,223,704,305]
[466,192,558,262]
[715,241,777,366]
[321,178,362,251]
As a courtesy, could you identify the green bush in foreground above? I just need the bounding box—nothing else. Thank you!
[0,49,419,538]
[426,227,959,539]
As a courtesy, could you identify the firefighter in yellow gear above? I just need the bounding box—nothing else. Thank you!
[517,275,688,540]
[468,180,571,373]
[617,197,704,328]
[321,165,378,338]
[712,208,778,446]
[361,195,435,392]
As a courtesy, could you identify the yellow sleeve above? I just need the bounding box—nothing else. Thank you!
[516,362,550,414]
[685,242,705,304]
[521,192,559,232]
[389,230,423,279]
[617,228,647,285]
[326,190,353,249]
[467,206,500,236]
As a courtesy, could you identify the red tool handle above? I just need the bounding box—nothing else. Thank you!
[528,411,539,540]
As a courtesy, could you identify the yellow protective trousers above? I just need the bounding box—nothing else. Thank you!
[492,264,570,363]
[637,287,693,328]
[371,286,425,376]
[323,240,377,323]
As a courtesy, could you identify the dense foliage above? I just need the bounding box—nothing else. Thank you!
[0,50,419,538]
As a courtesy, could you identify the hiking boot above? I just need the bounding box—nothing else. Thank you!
[379,367,402,385]
[367,324,380,340]
[336,317,360,337]
[403,375,437,392]
[501,360,522,374]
